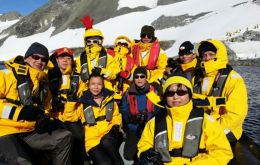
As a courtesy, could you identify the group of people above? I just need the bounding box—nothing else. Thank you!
[0,15,248,165]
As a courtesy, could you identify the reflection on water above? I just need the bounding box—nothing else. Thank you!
[234,66,260,145]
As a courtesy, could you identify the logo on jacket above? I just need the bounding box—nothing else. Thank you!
[186,134,196,140]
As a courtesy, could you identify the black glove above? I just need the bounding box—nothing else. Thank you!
[52,96,66,112]
[110,125,120,137]
[35,114,56,134]
[138,149,163,165]
[17,105,43,121]
[91,67,102,75]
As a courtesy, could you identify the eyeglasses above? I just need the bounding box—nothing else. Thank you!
[85,38,102,46]
[134,75,146,79]
[31,54,48,63]
[164,90,188,97]
[117,42,129,48]
[141,34,153,39]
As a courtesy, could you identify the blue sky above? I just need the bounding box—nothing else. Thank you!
[0,0,48,16]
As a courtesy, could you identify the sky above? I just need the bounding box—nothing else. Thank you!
[0,0,48,16]
[1,0,260,60]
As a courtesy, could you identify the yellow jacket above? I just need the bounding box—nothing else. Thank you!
[194,40,248,140]
[138,101,233,164]
[0,56,51,136]
[132,40,168,83]
[178,58,198,81]
[75,46,120,90]
[80,89,122,151]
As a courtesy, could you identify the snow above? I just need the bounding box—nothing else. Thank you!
[1,0,260,60]
[0,19,19,34]
[117,0,158,10]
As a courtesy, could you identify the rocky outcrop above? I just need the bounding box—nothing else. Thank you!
[0,12,21,22]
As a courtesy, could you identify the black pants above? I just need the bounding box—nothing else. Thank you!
[0,129,72,165]
[88,130,124,165]
[123,131,139,161]
[59,121,85,165]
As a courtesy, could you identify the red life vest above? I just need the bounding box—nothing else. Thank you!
[132,41,160,70]
[127,85,155,115]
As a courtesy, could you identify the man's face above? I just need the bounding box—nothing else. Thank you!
[202,51,216,62]
[179,53,196,64]
[56,54,73,72]
[25,54,48,71]
[141,34,153,43]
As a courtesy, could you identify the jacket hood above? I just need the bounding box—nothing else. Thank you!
[198,40,228,73]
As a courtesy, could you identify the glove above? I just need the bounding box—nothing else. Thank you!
[134,113,147,124]
[17,105,43,121]
[91,67,102,75]
[52,96,66,112]
[110,125,120,137]
[118,71,130,79]
[138,149,163,165]
[35,114,56,134]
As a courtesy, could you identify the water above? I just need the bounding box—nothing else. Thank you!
[234,66,260,146]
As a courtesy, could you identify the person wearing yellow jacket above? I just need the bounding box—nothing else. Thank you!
[132,25,168,84]
[75,16,120,90]
[193,39,248,144]
[0,42,72,165]
[48,47,86,165]
[109,35,136,102]
[137,73,233,165]
[80,72,123,165]
[174,41,200,82]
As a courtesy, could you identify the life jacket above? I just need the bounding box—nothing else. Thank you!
[154,107,206,162]
[1,56,47,109]
[132,41,160,70]
[80,48,107,81]
[127,85,155,116]
[193,65,236,142]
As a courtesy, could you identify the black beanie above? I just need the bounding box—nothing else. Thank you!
[140,25,155,37]
[178,41,194,55]
[134,66,147,77]
[24,42,49,59]
[198,41,217,57]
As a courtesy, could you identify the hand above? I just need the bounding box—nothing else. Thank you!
[91,67,102,75]
[118,71,130,79]
[52,96,66,112]
[35,115,56,134]
[18,105,43,121]
[135,113,147,124]
[110,125,120,137]
[139,149,163,165]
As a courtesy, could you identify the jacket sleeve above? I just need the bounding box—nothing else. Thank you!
[101,53,120,80]
[219,71,248,138]
[120,92,130,123]
[148,49,168,83]
[189,115,233,165]
[137,118,155,157]
[111,101,122,126]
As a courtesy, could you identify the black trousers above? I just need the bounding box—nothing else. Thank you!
[59,121,85,165]
[0,129,72,165]
[123,131,139,161]
[88,130,124,165]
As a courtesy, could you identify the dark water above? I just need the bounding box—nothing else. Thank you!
[234,66,260,146]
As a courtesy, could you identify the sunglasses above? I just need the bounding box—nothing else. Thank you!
[141,34,153,39]
[31,54,48,63]
[134,75,146,79]
[117,42,129,48]
[164,90,188,97]
[85,39,102,46]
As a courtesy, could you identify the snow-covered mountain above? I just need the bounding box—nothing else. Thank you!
[1,0,260,61]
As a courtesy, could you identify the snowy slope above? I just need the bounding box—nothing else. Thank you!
[1,0,260,60]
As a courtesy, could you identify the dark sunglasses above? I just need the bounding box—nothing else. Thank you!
[117,42,129,47]
[31,54,48,63]
[141,34,153,39]
[134,75,146,79]
[164,90,188,97]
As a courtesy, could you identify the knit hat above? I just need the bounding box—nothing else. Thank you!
[198,41,217,57]
[134,66,147,77]
[24,42,49,59]
[140,25,155,37]
[163,73,193,94]
[178,41,194,56]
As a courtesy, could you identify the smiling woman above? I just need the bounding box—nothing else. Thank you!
[0,0,48,16]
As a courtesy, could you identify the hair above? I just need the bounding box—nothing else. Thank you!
[88,72,104,86]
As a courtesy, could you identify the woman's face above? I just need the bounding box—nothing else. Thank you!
[88,76,103,96]
[165,83,190,107]
[134,74,147,88]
